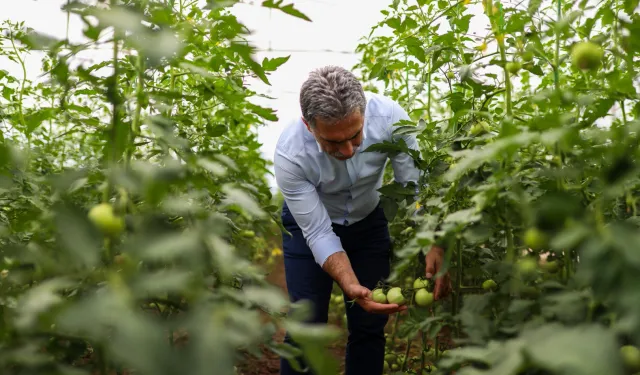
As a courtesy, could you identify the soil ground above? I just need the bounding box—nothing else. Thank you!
[234,258,452,375]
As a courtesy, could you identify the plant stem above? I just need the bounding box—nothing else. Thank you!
[498,44,513,117]
[506,226,515,262]
[420,331,427,371]
[127,45,146,164]
[8,28,27,131]
[455,238,462,337]
[401,337,412,371]
[554,0,562,91]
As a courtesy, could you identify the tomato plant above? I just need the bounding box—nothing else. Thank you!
[353,0,640,373]
[0,1,342,375]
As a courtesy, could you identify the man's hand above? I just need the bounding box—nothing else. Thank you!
[343,284,408,314]
[322,252,406,315]
[425,246,452,300]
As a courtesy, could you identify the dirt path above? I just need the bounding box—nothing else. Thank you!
[236,257,453,375]
[236,258,348,375]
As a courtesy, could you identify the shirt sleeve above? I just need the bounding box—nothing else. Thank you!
[387,100,422,192]
[273,151,344,267]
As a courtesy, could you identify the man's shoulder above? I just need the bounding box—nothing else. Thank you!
[364,91,402,118]
[274,117,312,160]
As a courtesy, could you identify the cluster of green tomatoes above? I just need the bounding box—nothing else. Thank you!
[372,277,434,307]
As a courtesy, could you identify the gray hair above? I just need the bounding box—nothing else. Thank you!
[299,66,367,127]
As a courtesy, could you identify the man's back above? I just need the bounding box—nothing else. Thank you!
[274,91,420,228]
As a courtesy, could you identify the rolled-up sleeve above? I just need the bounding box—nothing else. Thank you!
[274,151,344,267]
[388,101,422,190]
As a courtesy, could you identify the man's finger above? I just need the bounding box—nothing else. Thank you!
[434,278,443,300]
[366,302,407,314]
[425,258,435,279]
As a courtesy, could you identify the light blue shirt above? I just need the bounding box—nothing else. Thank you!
[273,92,421,267]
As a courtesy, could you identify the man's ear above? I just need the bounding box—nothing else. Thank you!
[301,117,312,132]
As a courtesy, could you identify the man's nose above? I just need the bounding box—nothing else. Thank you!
[338,142,354,157]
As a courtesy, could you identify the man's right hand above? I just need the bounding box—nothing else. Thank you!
[343,284,408,315]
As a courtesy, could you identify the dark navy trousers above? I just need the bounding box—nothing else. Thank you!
[279,202,392,375]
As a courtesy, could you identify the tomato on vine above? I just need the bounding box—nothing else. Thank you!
[372,288,387,303]
[386,287,406,305]
[415,288,434,307]
[571,41,604,71]
[88,203,125,237]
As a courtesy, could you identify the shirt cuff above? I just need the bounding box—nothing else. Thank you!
[310,233,344,267]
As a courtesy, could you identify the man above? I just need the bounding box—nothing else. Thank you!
[273,65,450,375]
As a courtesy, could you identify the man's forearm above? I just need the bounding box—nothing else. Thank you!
[322,251,360,295]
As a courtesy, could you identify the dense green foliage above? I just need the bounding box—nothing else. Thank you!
[350,0,640,373]
[0,1,339,374]
[2,0,640,374]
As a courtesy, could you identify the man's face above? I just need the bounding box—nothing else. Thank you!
[305,111,364,161]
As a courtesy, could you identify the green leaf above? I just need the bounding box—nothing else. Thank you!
[378,182,417,201]
[24,108,55,135]
[197,158,227,176]
[54,203,101,270]
[262,0,311,21]
[528,0,543,15]
[221,184,267,218]
[380,195,399,221]
[283,321,342,375]
[206,124,227,137]
[247,103,278,122]
[15,278,75,331]
[405,37,426,63]
[624,0,639,14]
[580,98,615,127]
[229,42,270,85]
[262,55,291,71]
[523,324,626,375]
[385,17,402,30]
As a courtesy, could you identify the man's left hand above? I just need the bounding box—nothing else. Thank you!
[425,246,452,300]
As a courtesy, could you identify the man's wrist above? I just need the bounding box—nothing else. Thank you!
[322,251,360,297]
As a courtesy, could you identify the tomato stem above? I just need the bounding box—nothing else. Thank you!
[455,238,462,338]
[401,337,412,371]
[420,331,427,371]
[427,61,432,123]
[553,0,561,91]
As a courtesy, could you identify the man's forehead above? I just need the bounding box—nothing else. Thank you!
[319,126,363,143]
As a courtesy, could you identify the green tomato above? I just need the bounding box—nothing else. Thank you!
[470,121,490,136]
[446,71,455,79]
[333,294,344,304]
[384,353,397,364]
[413,277,429,289]
[517,257,538,277]
[391,363,399,371]
[383,361,390,371]
[423,365,437,374]
[415,288,434,307]
[372,288,388,303]
[621,345,640,371]
[386,287,406,305]
[482,279,497,291]
[571,41,603,71]
[524,227,547,249]
[397,354,406,365]
[88,203,125,236]
[540,260,559,273]
[240,230,255,238]
[521,50,534,62]
[506,61,522,74]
